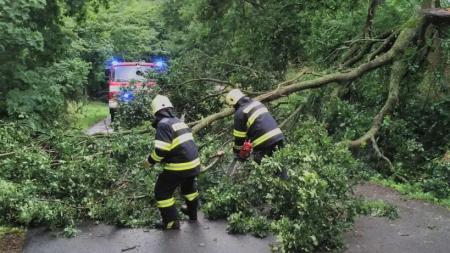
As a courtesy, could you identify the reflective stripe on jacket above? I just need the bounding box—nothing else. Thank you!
[148,117,200,171]
[233,97,284,152]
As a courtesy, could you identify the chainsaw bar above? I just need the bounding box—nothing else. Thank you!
[226,158,241,176]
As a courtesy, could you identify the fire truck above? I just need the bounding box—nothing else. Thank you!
[107,61,157,121]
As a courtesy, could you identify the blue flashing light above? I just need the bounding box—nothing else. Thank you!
[151,56,169,73]
[119,91,135,103]
[106,57,124,68]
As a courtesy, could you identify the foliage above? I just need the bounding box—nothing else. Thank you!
[227,212,270,238]
[422,158,450,199]
[67,101,109,129]
[371,177,450,209]
[356,199,400,220]
[0,121,159,233]
[0,227,25,238]
[6,59,91,129]
[0,0,99,125]
[77,0,168,96]
[202,120,361,252]
[114,86,157,129]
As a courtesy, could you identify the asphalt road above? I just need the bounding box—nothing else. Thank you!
[21,118,450,253]
[85,116,113,135]
[342,183,450,253]
[24,213,274,253]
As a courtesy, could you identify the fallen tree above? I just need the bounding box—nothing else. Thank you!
[191,16,424,142]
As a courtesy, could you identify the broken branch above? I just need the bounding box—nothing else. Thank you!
[349,57,407,148]
[371,136,408,183]
[192,23,420,134]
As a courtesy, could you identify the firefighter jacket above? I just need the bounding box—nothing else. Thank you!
[147,111,200,174]
[233,97,284,153]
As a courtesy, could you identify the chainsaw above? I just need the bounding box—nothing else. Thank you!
[227,140,253,176]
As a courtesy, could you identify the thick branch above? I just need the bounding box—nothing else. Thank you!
[340,40,362,64]
[192,24,420,134]
[340,40,376,68]
[371,136,408,182]
[349,58,407,148]
[371,136,394,171]
[368,32,398,60]
[341,31,392,68]
[422,8,450,25]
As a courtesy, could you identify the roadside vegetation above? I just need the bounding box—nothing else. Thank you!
[0,227,26,253]
[372,177,450,209]
[67,101,109,130]
[0,0,449,252]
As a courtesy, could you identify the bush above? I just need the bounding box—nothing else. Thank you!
[422,158,450,199]
[202,120,361,252]
[114,85,158,129]
[0,121,158,233]
[5,59,91,129]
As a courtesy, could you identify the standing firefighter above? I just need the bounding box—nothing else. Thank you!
[146,95,200,230]
[225,89,288,179]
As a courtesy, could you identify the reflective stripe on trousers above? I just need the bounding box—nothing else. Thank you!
[157,197,175,208]
[165,158,201,171]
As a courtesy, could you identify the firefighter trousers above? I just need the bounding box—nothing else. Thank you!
[253,140,288,180]
[154,169,199,223]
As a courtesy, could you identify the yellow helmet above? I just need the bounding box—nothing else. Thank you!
[151,95,173,115]
[225,89,245,106]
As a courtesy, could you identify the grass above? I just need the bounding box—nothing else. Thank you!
[357,199,399,220]
[0,226,26,253]
[371,176,450,209]
[67,101,109,130]
[0,227,25,237]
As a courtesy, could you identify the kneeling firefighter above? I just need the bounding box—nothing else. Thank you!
[145,95,200,230]
[225,89,288,179]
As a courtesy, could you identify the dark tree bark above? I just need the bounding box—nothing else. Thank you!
[364,0,384,38]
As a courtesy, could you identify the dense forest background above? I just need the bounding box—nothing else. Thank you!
[1,0,449,252]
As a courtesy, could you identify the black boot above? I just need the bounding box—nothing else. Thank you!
[157,205,179,229]
[181,197,198,221]
[181,206,197,221]
[155,220,180,230]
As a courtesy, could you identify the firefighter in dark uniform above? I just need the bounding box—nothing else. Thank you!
[145,95,200,230]
[225,89,288,179]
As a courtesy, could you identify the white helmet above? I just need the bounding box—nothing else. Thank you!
[151,95,173,115]
[225,89,245,106]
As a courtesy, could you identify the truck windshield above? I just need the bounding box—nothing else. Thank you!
[113,66,152,82]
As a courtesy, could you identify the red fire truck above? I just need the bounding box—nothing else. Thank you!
[107,62,157,121]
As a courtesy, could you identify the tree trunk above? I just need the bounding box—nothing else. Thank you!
[364,0,383,38]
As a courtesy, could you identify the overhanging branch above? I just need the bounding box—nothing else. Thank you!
[348,58,407,148]
[192,23,420,134]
